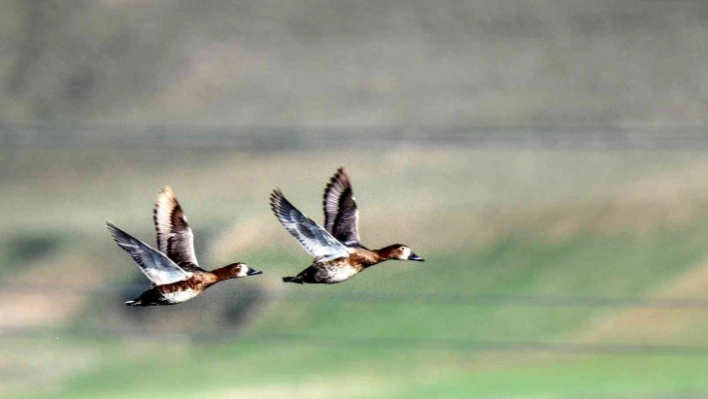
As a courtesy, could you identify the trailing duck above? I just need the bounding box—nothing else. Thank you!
[107,186,262,306]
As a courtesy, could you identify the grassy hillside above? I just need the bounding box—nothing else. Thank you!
[3,143,708,398]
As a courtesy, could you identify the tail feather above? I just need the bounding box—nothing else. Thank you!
[282,276,304,284]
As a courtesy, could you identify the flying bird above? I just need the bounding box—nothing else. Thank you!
[270,167,424,284]
[107,186,262,306]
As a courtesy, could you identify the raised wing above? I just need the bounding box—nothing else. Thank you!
[322,167,362,247]
[107,221,192,286]
[270,189,351,261]
[153,186,199,266]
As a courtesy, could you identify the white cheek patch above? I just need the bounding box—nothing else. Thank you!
[402,247,411,259]
[237,266,249,277]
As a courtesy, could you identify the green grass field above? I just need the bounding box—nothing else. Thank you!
[3,144,708,398]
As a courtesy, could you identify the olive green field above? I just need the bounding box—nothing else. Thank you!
[3,144,708,398]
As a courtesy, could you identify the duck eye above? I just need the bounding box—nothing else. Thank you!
[399,246,405,251]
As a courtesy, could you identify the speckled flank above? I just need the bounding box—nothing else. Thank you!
[162,288,200,303]
[327,265,360,282]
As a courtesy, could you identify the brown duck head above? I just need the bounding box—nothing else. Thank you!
[378,244,424,262]
[221,262,263,279]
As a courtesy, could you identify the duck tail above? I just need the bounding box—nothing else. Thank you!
[125,299,141,307]
[282,276,304,284]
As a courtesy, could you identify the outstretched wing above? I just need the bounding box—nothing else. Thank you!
[270,190,351,261]
[322,167,362,247]
[107,221,192,286]
[153,186,199,266]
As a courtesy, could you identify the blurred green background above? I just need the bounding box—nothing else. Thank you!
[3,1,708,398]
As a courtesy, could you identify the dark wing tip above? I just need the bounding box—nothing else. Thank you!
[270,189,310,229]
[323,167,350,202]
[332,167,349,182]
[270,188,283,203]
[270,189,286,214]
[106,220,120,235]
[152,205,160,234]
[105,220,130,244]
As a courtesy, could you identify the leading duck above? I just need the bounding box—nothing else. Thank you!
[107,186,262,306]
[270,167,424,284]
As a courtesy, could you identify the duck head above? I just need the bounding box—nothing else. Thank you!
[224,262,263,278]
[381,244,424,262]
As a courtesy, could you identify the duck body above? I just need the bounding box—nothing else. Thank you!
[282,245,419,284]
[272,167,424,285]
[126,263,249,306]
[282,249,371,284]
[282,261,361,285]
[127,281,203,306]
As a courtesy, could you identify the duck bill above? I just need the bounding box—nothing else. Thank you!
[408,253,425,262]
[247,269,264,276]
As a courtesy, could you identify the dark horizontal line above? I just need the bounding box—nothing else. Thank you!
[3,123,708,150]
[4,283,708,309]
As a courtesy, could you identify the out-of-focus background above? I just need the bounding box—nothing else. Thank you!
[3,1,708,398]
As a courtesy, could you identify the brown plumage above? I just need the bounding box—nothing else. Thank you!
[272,167,424,285]
[107,187,262,306]
[153,185,198,268]
[124,261,260,306]
[281,244,420,284]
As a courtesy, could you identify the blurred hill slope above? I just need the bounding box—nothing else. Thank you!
[4,146,708,398]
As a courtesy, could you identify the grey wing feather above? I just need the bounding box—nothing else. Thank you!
[323,167,362,247]
[270,190,351,261]
[107,221,192,286]
[153,186,200,266]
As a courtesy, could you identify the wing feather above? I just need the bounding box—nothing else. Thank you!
[270,190,350,261]
[153,186,199,266]
[323,167,362,247]
[107,221,192,286]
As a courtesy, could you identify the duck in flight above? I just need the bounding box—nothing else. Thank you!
[107,186,262,306]
[270,167,424,284]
